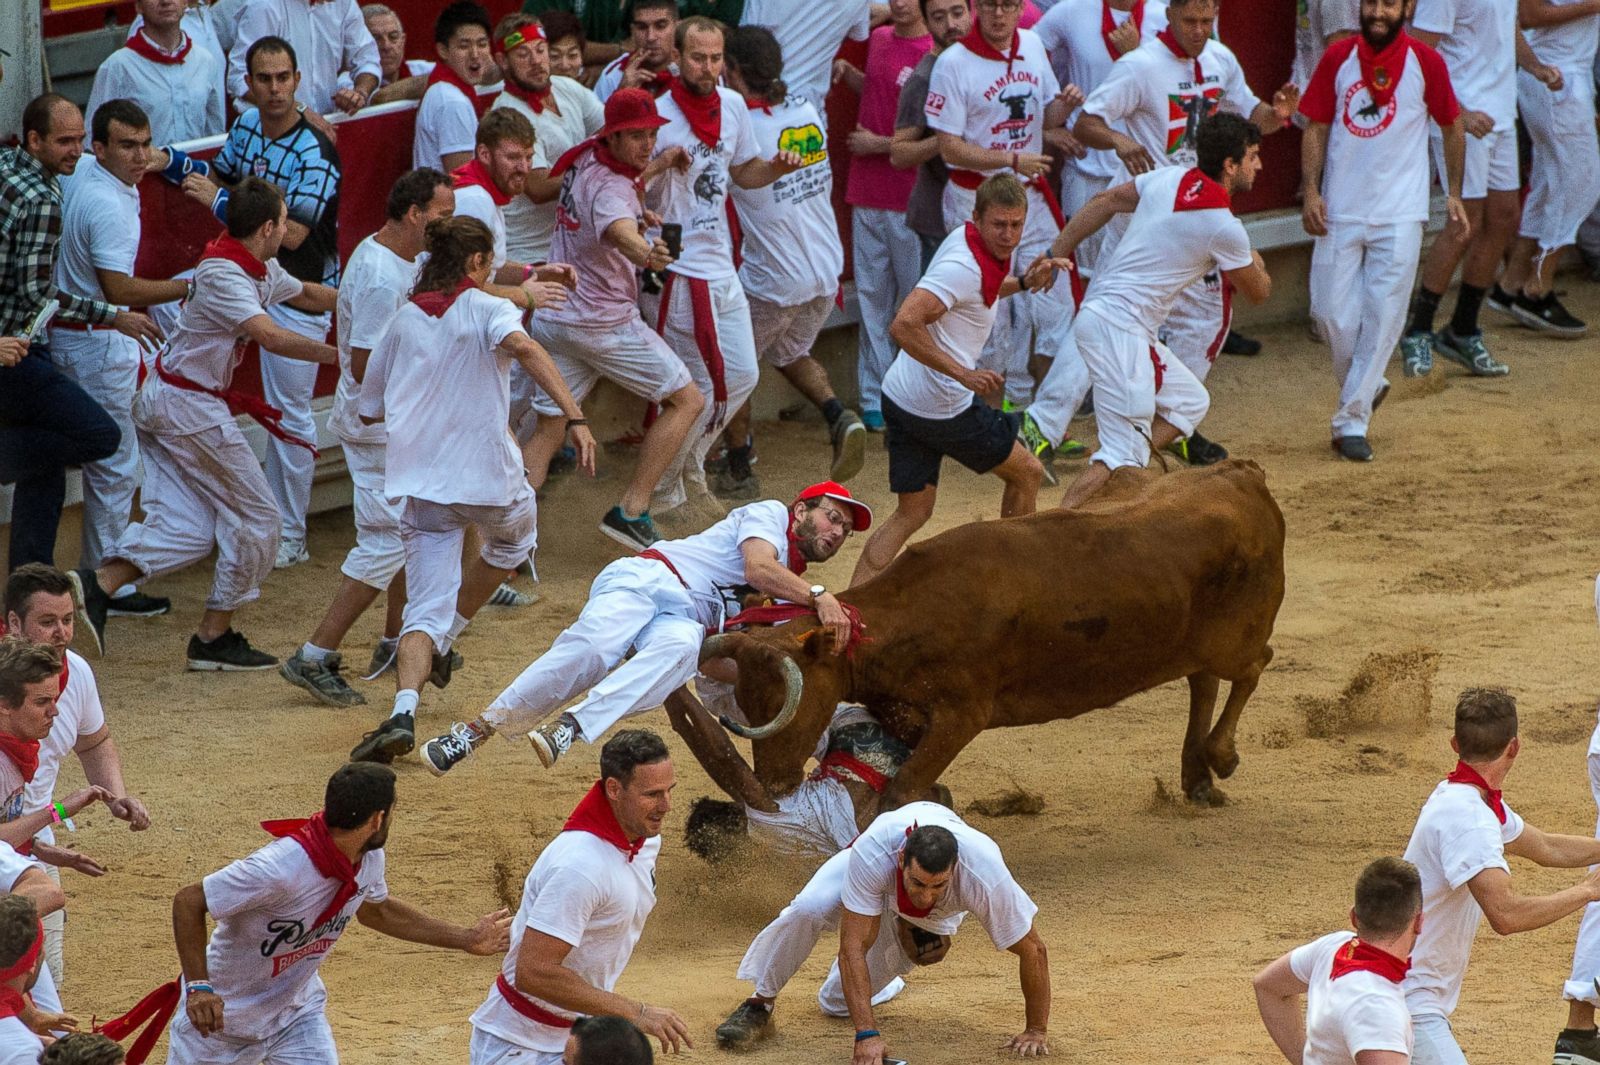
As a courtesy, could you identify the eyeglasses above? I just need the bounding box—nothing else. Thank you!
[814,504,852,531]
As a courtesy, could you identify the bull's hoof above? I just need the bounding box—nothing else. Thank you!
[1206,746,1240,779]
[1184,781,1228,807]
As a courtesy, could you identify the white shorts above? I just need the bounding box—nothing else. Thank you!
[398,489,539,653]
[1074,303,1209,472]
[1410,1012,1469,1065]
[339,438,404,589]
[527,315,692,416]
[1517,71,1600,251]
[1432,125,1519,200]
[166,1005,337,1065]
[468,1027,563,1065]
[748,292,835,368]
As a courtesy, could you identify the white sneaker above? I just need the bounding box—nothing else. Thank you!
[275,538,310,569]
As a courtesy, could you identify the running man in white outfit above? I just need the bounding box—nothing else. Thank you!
[1255,857,1422,1065]
[714,803,1051,1061]
[1401,687,1600,1065]
[1554,679,1600,1064]
[467,731,691,1064]
[1300,0,1467,462]
[347,216,595,767]
[71,178,338,672]
[1040,113,1271,511]
[416,481,870,776]
[277,168,456,709]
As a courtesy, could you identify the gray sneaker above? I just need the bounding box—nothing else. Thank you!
[1434,327,1510,376]
[529,714,579,768]
[280,650,367,707]
[829,410,866,483]
[1400,332,1433,378]
[364,640,399,680]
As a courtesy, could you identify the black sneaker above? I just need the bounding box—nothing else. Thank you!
[66,569,109,657]
[421,723,484,776]
[599,506,661,551]
[1184,431,1229,466]
[428,649,458,689]
[1220,330,1262,356]
[280,650,366,707]
[349,713,414,764]
[186,630,277,671]
[1332,435,1373,462]
[1511,291,1587,337]
[1485,283,1519,319]
[529,713,579,768]
[1553,1026,1600,1065]
[829,409,866,483]
[715,999,774,1050]
[713,468,761,500]
[106,591,171,617]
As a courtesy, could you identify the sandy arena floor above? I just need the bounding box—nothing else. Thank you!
[52,282,1600,1063]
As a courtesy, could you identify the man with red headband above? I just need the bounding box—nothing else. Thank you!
[1399,688,1600,1065]
[469,730,690,1064]
[416,480,870,776]
[1253,857,1422,1065]
[153,763,508,1065]
[413,2,494,172]
[0,895,47,1065]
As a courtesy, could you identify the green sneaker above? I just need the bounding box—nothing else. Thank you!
[1434,327,1509,377]
[1400,332,1433,378]
[1016,412,1057,487]
[1058,438,1088,458]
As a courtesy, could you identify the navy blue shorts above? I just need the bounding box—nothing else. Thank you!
[882,395,1020,494]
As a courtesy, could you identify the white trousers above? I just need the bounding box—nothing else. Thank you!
[853,206,925,412]
[1431,126,1519,201]
[41,864,63,987]
[1074,303,1209,472]
[1518,71,1600,254]
[1311,220,1423,438]
[735,848,917,1015]
[653,273,759,511]
[1024,326,1092,450]
[942,182,1080,406]
[166,1005,337,1065]
[111,422,279,612]
[1059,165,1113,275]
[338,438,404,589]
[468,1028,562,1065]
[49,329,143,569]
[259,304,330,545]
[485,556,704,743]
[1564,702,1600,1005]
[1159,272,1232,383]
[398,490,538,654]
[1409,1012,1469,1065]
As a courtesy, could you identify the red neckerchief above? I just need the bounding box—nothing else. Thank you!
[0,921,42,1021]
[200,234,268,281]
[668,77,722,148]
[1329,937,1410,984]
[1101,0,1144,58]
[723,601,871,655]
[745,95,775,115]
[549,138,645,183]
[963,222,1011,307]
[786,523,809,577]
[1445,760,1506,824]
[1357,30,1409,109]
[93,977,180,1065]
[1173,167,1232,211]
[563,781,645,862]
[959,26,1022,71]
[1157,28,1203,83]
[452,158,512,207]
[426,61,478,101]
[0,735,40,786]
[895,825,934,917]
[615,53,674,97]
[125,29,192,65]
[410,276,476,317]
[261,812,366,927]
[502,78,553,115]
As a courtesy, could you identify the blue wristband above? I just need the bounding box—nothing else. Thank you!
[211,187,230,224]
[854,1030,880,1042]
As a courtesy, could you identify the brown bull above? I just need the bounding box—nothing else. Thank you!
[684,459,1286,808]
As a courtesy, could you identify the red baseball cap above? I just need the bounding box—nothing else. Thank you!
[796,481,872,532]
[598,88,670,137]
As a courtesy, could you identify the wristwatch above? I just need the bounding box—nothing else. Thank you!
[809,584,826,605]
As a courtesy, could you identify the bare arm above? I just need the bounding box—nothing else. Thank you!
[523,169,562,205]
[515,929,692,1053]
[285,282,338,315]
[1519,0,1600,25]
[279,218,312,252]
[1506,823,1600,868]
[10,867,65,919]
[1252,953,1307,1065]
[439,150,474,173]
[0,787,107,852]
[890,288,1003,397]
[1050,180,1140,259]
[1074,112,1156,175]
[602,217,673,271]
[239,314,337,364]
[731,150,803,190]
[502,332,597,474]
[1466,864,1600,935]
[95,270,190,308]
[662,689,777,812]
[839,908,885,1062]
[174,882,224,1035]
[355,897,509,952]
[890,125,942,170]
[1409,27,1444,47]
[369,74,427,105]
[1005,925,1052,1051]
[1355,1052,1410,1065]
[1225,252,1272,305]
[75,727,149,830]
[1299,120,1330,236]
[739,539,853,654]
[936,131,1050,178]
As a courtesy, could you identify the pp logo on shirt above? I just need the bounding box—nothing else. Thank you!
[925,91,947,117]
[1341,82,1396,138]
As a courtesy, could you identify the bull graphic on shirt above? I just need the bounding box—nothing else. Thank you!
[1340,82,1396,138]
[1165,86,1223,153]
[693,169,725,204]
[991,86,1035,139]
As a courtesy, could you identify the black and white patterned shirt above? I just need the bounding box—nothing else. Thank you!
[0,147,117,335]
[212,109,342,288]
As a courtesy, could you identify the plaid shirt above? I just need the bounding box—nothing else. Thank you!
[0,147,117,335]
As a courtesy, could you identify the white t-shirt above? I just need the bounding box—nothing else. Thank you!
[85,35,225,146]
[0,844,60,1015]
[742,704,880,857]
[470,829,660,1052]
[1290,930,1413,1065]
[545,152,648,327]
[881,225,1005,420]
[23,650,104,848]
[413,79,479,171]
[1299,35,1460,224]
[227,0,381,114]
[454,184,509,270]
[1083,36,1261,174]
[361,289,526,506]
[495,77,605,264]
[1083,166,1252,341]
[138,255,304,435]
[732,96,844,305]
[0,1016,42,1065]
[651,499,794,627]
[1401,780,1525,1018]
[330,234,421,446]
[1035,0,1169,179]
[53,158,139,309]
[198,837,388,1040]
[1523,0,1599,71]
[650,87,760,281]
[1412,0,1518,128]
[742,0,872,113]
[841,801,1037,945]
[925,31,1061,179]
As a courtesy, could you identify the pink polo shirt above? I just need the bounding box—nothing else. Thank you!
[845,25,932,211]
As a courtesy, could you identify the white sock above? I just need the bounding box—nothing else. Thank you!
[391,689,420,719]
[301,642,332,663]
[111,584,137,599]
[446,613,470,642]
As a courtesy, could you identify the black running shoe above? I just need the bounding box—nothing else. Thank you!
[599,506,661,551]
[421,723,484,776]
[1485,283,1518,319]
[716,999,774,1050]
[1332,435,1373,462]
[66,569,109,657]
[1184,431,1230,466]
[1553,1026,1600,1065]
[350,713,415,764]
[106,591,171,617]
[1220,330,1262,356]
[1511,292,1587,337]
[186,630,277,671]
[428,649,457,689]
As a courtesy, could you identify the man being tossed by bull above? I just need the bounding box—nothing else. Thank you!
[716,804,1051,1061]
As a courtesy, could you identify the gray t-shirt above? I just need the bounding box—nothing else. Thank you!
[895,51,949,241]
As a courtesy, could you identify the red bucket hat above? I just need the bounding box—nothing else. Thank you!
[796,481,872,532]
[598,87,670,137]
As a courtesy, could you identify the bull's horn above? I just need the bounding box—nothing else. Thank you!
[720,655,803,740]
[699,633,741,664]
